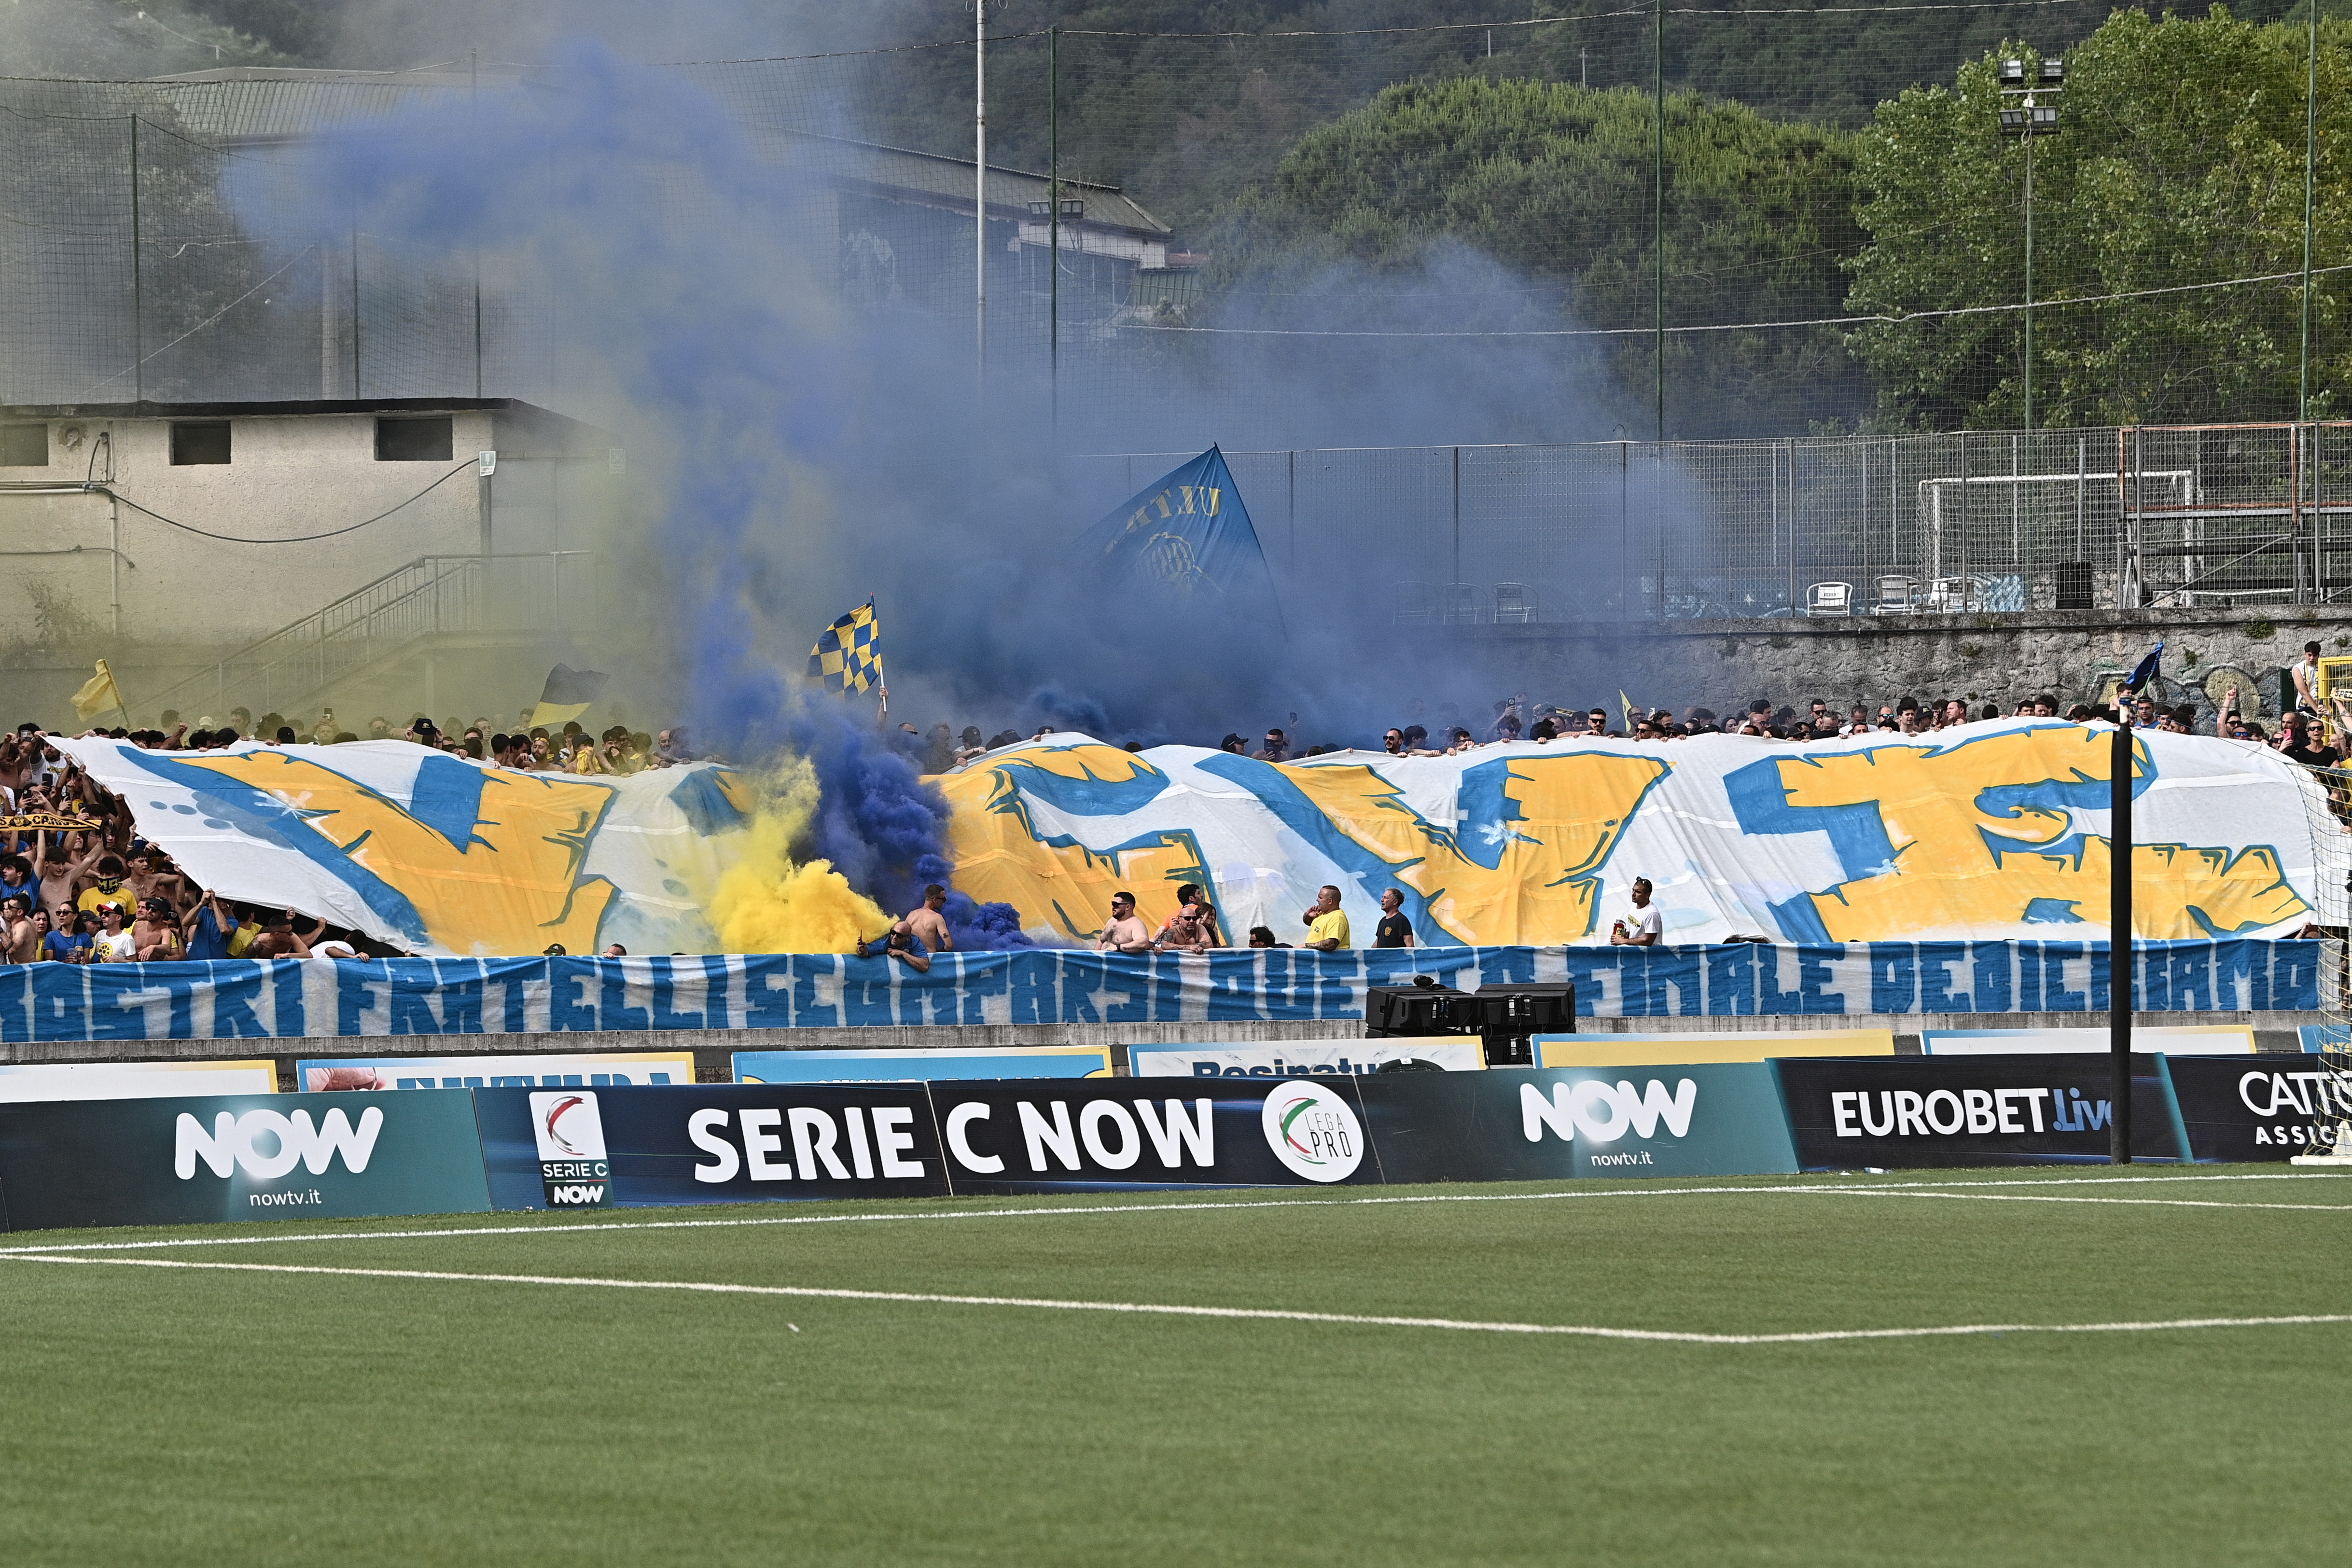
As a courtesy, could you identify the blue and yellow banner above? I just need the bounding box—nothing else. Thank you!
[1075,446,1278,611]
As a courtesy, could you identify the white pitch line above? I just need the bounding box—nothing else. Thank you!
[0,1170,2346,1256]
[1802,1189,2352,1213]
[9,1252,2351,1347]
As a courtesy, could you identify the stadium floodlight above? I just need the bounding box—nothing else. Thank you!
[1994,52,2065,430]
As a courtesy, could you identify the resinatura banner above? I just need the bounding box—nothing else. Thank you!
[52,737,750,958]
[0,939,2321,1044]
[2161,1053,2352,1161]
[937,724,2330,948]
[1774,1054,2189,1169]
[0,1088,491,1230]
[1129,1040,1489,1077]
[296,1052,694,1091]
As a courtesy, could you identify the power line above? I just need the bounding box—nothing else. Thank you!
[102,458,477,545]
[1119,264,2352,339]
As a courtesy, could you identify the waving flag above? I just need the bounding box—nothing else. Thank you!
[2122,642,2164,696]
[808,598,882,695]
[1076,446,1281,623]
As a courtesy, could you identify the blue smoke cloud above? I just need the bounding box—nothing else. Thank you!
[220,33,1645,941]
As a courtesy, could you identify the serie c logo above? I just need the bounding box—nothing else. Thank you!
[1261,1081,1364,1183]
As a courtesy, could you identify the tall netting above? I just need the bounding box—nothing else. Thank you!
[6,8,2352,449]
[2290,760,2352,1164]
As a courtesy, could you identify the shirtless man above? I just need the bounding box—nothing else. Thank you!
[132,896,183,961]
[2,893,38,964]
[1096,891,1154,955]
[35,832,97,914]
[902,883,954,956]
[125,849,186,913]
[248,911,313,959]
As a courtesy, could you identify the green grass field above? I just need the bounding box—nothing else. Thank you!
[2,1166,2348,1566]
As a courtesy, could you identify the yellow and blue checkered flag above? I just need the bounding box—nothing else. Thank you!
[807,598,881,695]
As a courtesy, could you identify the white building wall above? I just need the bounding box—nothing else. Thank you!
[0,408,542,648]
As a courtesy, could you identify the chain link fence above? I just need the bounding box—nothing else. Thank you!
[1079,424,2352,622]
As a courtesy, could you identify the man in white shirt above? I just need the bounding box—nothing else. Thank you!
[1610,877,1663,946]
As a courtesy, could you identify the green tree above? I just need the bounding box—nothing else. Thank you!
[1848,9,2352,429]
[1190,75,1865,436]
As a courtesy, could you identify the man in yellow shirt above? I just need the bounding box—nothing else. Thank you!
[1301,884,1350,951]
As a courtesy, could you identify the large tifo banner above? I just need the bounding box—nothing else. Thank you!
[0,940,2319,1043]
[52,737,751,958]
[55,723,2329,961]
[940,723,2331,947]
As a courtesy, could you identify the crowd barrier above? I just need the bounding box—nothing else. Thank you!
[0,938,2320,1043]
[0,1052,2343,1231]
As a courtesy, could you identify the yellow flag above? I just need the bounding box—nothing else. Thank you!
[1618,690,1638,732]
[70,659,124,722]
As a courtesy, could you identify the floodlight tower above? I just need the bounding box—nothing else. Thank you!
[1998,56,2064,431]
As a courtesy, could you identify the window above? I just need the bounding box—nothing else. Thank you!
[169,421,231,465]
[0,423,46,466]
[375,416,454,462]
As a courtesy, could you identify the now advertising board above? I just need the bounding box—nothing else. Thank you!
[472,1084,951,1210]
[2160,1054,2352,1162]
[1774,1055,2188,1170]
[0,1089,491,1232]
[1358,1065,1796,1182]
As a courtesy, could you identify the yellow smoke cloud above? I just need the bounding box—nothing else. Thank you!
[707,757,891,954]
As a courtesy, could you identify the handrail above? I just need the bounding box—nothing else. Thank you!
[139,552,600,720]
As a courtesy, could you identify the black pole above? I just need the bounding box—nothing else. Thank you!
[2110,718,2134,1163]
[1048,24,1058,443]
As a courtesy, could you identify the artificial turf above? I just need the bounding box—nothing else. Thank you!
[0,1167,2346,1566]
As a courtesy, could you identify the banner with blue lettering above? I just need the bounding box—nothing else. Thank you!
[0,940,2320,1043]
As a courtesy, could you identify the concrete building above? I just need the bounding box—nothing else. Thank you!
[0,397,619,725]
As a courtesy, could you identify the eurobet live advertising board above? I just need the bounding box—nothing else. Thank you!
[0,1055,2343,1231]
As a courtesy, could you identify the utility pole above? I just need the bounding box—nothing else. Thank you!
[1653,0,1665,443]
[128,116,143,402]
[2302,2,2320,420]
[1049,24,1059,442]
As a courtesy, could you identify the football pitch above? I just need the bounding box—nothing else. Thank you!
[2,1167,2347,1566]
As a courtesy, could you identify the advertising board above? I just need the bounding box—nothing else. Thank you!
[1537,1030,1895,1068]
[0,1059,276,1102]
[1129,1040,1486,1077]
[731,1046,1109,1083]
[472,1083,950,1210]
[297,1052,694,1091]
[0,1088,491,1231]
[1922,1025,2255,1055]
[1774,1054,2187,1169]
[925,1077,1377,1195]
[2160,1053,2352,1161]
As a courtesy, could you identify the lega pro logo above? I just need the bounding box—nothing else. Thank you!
[1261,1081,1363,1182]
[529,1091,611,1207]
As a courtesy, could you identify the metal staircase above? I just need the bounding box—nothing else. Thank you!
[141,552,602,722]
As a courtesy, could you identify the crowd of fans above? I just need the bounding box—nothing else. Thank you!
[0,729,381,964]
[47,703,703,776]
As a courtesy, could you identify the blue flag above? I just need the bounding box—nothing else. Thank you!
[2123,641,2164,695]
[1076,446,1280,616]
